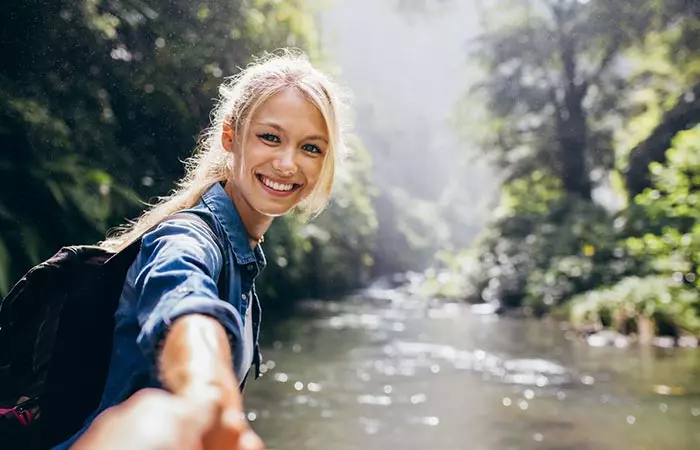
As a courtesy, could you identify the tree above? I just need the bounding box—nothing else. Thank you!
[0,0,378,301]
[467,0,698,200]
[450,0,700,314]
[622,7,700,197]
[625,82,700,197]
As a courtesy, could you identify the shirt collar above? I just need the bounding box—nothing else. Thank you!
[202,182,266,270]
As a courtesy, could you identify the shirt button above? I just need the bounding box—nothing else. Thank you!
[241,294,247,300]
[247,264,255,271]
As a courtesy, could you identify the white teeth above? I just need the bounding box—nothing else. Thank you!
[261,176,294,192]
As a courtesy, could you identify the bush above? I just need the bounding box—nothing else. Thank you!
[624,126,700,288]
[569,127,700,336]
[464,181,629,312]
[570,276,700,336]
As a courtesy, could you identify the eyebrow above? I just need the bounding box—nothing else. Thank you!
[258,121,329,144]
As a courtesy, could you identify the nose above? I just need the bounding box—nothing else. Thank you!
[272,146,297,176]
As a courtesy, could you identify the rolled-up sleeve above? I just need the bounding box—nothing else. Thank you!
[132,218,244,362]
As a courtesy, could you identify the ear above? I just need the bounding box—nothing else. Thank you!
[222,121,235,153]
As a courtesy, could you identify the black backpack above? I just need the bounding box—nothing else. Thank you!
[0,213,222,450]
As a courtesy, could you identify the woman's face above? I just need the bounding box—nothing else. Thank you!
[225,87,329,217]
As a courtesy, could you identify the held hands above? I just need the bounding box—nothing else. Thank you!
[74,313,265,450]
[160,314,264,450]
[70,388,213,450]
[71,387,264,450]
[183,384,264,450]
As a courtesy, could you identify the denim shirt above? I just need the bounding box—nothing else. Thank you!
[53,182,265,449]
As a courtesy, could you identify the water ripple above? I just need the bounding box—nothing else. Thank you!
[384,340,573,386]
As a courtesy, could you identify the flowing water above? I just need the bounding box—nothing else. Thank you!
[245,288,700,450]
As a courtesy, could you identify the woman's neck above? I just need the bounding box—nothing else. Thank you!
[224,182,272,248]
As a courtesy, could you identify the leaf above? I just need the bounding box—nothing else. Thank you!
[46,180,68,209]
[19,227,42,266]
[0,236,10,296]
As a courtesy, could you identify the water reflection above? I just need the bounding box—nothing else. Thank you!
[245,290,700,450]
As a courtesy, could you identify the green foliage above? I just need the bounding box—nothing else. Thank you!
[634,128,700,222]
[624,127,700,284]
[570,276,700,336]
[418,249,476,301]
[614,14,700,197]
[460,127,700,330]
[465,184,630,313]
[461,0,699,199]
[569,126,700,336]
[495,171,563,218]
[0,0,378,305]
[464,0,637,195]
[435,0,700,339]
[418,272,470,301]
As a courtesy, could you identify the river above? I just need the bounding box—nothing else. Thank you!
[245,287,700,450]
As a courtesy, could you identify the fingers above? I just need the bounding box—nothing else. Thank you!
[221,407,247,430]
[73,389,262,450]
[239,429,265,450]
[222,409,264,450]
[172,384,264,450]
[117,389,215,449]
[200,406,264,450]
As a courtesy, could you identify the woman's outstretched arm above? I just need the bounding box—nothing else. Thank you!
[128,217,261,449]
[160,314,239,405]
[160,314,262,450]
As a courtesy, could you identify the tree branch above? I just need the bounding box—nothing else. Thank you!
[586,38,621,89]
[625,82,700,197]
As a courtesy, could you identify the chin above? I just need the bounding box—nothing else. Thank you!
[251,190,311,217]
[253,202,297,218]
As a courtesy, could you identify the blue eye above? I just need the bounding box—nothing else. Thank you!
[302,143,322,154]
[258,133,281,143]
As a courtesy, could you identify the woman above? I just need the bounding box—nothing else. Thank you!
[54,50,348,450]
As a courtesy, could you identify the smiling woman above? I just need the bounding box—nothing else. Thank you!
[103,50,347,252]
[45,50,351,450]
[223,86,330,233]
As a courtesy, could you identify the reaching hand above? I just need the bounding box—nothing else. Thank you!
[185,384,264,450]
[70,388,262,450]
[157,314,265,450]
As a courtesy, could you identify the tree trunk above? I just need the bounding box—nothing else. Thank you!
[637,315,656,346]
[556,88,592,200]
[555,24,592,200]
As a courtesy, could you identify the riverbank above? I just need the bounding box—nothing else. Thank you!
[411,269,700,350]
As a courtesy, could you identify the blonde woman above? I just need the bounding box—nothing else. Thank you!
[53,50,348,450]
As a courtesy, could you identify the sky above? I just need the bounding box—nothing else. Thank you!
[318,0,498,247]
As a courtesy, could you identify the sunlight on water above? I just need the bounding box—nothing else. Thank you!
[356,395,392,406]
[244,293,700,450]
[383,340,574,387]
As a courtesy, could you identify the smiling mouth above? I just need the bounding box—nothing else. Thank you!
[256,174,301,193]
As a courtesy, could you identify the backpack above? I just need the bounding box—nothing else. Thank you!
[0,213,223,450]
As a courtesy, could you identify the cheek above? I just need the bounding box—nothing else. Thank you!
[236,140,264,172]
[304,159,325,186]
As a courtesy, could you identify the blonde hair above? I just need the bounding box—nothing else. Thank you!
[101,49,348,252]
